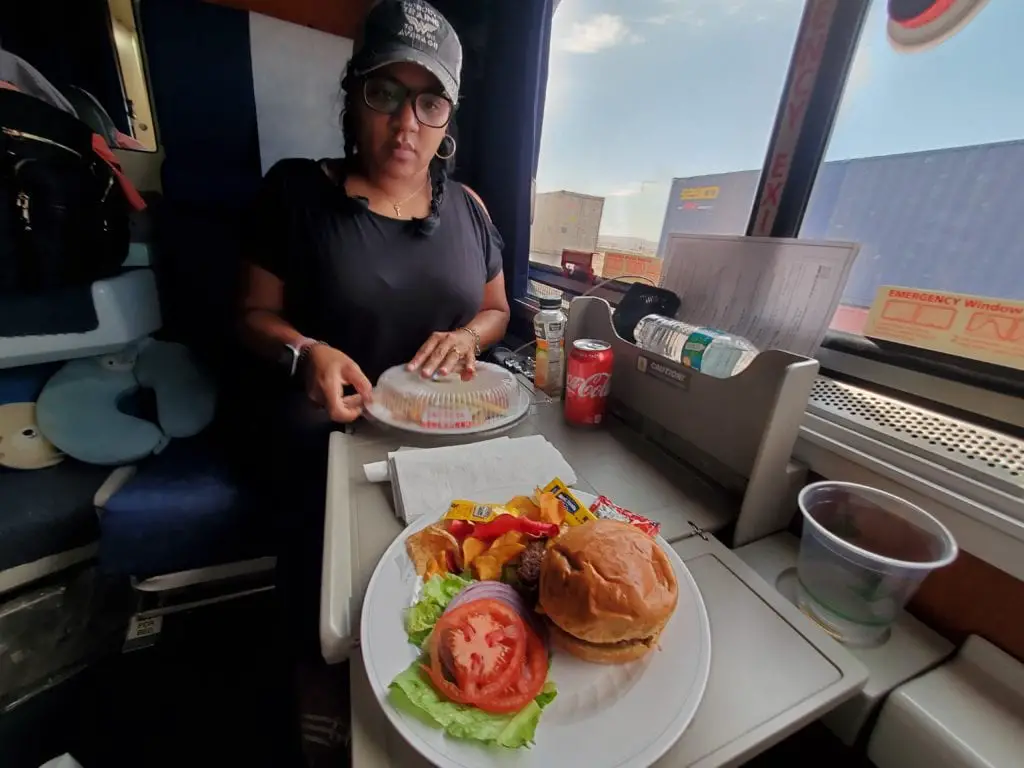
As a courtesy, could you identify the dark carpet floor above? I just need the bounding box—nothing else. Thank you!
[1,592,301,768]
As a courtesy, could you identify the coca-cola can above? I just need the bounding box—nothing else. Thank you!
[564,339,613,426]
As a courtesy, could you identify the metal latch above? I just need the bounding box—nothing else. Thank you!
[16,191,30,230]
[687,520,709,541]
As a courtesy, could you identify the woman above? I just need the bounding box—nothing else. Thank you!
[242,0,509,415]
[238,0,509,760]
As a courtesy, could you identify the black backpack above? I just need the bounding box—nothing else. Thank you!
[0,88,132,296]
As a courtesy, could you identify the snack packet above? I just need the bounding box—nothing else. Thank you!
[444,501,512,524]
[541,478,597,526]
[588,495,661,537]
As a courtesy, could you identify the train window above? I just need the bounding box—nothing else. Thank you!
[529,0,805,278]
[800,0,1023,373]
[107,0,157,151]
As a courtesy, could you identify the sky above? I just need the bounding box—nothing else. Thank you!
[536,0,1024,239]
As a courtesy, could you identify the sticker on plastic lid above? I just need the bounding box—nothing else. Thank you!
[421,405,473,430]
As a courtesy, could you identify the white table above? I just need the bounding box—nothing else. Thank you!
[323,405,868,766]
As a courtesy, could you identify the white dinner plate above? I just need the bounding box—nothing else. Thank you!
[360,490,712,768]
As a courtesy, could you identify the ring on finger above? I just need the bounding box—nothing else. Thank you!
[440,348,464,373]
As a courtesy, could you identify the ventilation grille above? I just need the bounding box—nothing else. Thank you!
[808,377,1023,494]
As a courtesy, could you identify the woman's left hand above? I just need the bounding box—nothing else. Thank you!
[408,330,476,379]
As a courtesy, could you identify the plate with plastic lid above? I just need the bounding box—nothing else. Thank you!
[360,490,712,768]
[366,362,531,435]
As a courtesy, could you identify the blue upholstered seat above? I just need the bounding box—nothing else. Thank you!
[97,438,271,578]
[0,462,108,574]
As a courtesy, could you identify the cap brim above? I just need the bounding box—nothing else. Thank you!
[353,43,459,103]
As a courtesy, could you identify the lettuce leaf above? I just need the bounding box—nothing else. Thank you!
[404,573,473,647]
[389,661,557,749]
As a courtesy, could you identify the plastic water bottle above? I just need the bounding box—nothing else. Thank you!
[533,296,567,396]
[634,314,757,378]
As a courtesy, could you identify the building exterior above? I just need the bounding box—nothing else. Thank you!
[597,235,659,256]
[657,170,762,254]
[530,190,604,267]
[659,140,1024,309]
[600,252,663,284]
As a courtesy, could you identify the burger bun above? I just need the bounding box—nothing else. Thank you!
[539,519,678,664]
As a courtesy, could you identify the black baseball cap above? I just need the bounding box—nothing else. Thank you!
[352,0,463,104]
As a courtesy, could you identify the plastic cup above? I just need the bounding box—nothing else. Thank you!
[796,481,957,647]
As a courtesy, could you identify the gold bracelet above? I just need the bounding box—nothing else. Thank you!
[459,327,482,356]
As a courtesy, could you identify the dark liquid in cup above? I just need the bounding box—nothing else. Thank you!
[813,495,939,563]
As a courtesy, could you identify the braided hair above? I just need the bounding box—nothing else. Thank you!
[340,62,454,236]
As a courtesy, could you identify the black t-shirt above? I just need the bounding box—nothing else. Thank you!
[247,159,504,383]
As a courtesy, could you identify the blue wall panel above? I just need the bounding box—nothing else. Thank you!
[801,162,845,240]
[661,140,1024,308]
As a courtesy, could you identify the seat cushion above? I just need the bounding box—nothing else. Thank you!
[97,437,272,578]
[0,461,108,573]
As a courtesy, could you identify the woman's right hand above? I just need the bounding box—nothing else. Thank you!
[303,345,373,423]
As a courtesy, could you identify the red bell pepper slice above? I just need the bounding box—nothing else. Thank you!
[471,515,560,541]
[446,514,560,542]
[446,519,475,539]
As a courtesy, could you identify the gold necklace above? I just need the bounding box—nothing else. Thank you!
[386,179,428,217]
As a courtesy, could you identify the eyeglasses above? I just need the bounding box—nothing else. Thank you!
[361,76,453,129]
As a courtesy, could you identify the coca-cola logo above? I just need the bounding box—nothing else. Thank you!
[567,372,611,398]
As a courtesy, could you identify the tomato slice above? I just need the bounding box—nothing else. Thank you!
[473,627,549,714]
[428,599,526,703]
[422,662,473,705]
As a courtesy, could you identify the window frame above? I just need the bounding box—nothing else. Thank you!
[106,0,160,152]
[518,0,1021,428]
[518,0,1024,578]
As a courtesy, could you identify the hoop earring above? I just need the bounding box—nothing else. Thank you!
[435,135,457,160]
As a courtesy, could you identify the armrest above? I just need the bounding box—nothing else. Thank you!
[93,465,137,510]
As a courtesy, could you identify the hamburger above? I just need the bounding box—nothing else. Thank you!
[539,519,678,664]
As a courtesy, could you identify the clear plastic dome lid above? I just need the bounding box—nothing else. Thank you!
[368,361,527,433]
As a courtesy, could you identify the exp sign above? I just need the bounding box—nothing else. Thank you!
[680,186,719,201]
